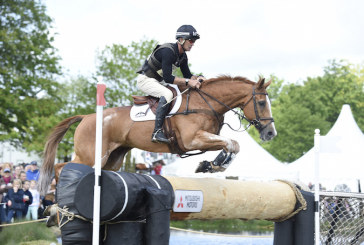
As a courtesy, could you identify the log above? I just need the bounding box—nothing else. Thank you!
[165,176,297,221]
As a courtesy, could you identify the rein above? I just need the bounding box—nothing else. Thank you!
[193,86,274,132]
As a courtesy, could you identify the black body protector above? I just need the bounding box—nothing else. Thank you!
[137,43,186,82]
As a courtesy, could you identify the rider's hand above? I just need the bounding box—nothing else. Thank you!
[188,79,201,89]
[197,76,206,82]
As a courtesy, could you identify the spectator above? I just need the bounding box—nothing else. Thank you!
[0,165,14,224]
[153,163,163,175]
[22,180,33,217]
[1,163,14,186]
[19,171,27,184]
[13,165,23,179]
[4,179,25,222]
[26,180,40,220]
[26,161,40,181]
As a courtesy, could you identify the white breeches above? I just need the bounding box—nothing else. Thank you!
[136,74,174,103]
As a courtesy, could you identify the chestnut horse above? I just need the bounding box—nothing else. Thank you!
[39,76,276,194]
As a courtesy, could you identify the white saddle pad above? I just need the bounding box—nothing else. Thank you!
[130,84,182,121]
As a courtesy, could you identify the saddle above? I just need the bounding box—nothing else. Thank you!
[132,86,178,114]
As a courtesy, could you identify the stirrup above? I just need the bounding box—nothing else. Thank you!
[151,129,170,144]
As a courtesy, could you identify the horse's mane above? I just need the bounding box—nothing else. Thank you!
[203,75,256,86]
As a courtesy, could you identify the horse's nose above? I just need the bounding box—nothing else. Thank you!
[263,129,276,141]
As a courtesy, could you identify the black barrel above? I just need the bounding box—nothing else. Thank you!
[57,163,98,245]
[273,190,315,245]
[74,170,174,222]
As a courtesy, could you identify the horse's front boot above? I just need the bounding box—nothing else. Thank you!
[212,149,236,171]
[151,96,170,144]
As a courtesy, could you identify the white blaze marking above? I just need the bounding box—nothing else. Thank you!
[266,95,277,135]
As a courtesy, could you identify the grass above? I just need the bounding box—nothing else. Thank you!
[0,221,60,245]
[0,219,273,243]
[170,219,274,234]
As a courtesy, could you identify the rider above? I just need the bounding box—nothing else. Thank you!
[137,25,205,144]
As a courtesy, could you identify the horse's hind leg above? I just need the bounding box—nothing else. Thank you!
[103,146,132,171]
[54,162,67,182]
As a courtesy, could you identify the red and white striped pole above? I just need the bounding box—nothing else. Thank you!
[93,82,106,245]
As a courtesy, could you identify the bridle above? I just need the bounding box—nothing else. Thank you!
[192,85,275,132]
[239,87,275,131]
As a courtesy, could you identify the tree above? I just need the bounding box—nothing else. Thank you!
[95,39,158,107]
[252,60,364,162]
[48,75,96,161]
[0,0,62,150]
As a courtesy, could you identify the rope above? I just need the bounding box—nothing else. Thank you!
[54,204,146,228]
[0,218,48,227]
[57,205,89,228]
[170,226,274,238]
[271,180,308,222]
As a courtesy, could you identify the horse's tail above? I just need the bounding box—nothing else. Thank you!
[39,115,85,195]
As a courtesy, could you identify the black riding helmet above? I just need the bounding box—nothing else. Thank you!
[176,25,200,40]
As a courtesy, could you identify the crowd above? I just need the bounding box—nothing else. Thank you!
[0,161,56,225]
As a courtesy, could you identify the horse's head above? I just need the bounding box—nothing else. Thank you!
[240,77,277,141]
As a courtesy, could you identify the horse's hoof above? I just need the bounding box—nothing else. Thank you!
[46,214,57,227]
[195,161,214,173]
[44,204,59,227]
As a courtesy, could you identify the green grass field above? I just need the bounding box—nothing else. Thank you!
[0,221,59,245]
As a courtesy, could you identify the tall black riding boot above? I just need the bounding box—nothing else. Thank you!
[151,96,170,144]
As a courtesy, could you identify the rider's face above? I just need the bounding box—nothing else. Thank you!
[183,39,195,51]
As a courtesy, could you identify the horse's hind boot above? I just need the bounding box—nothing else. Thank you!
[151,96,170,144]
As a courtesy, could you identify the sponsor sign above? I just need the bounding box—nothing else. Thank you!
[173,190,203,212]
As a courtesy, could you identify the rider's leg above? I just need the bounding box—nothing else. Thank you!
[151,96,170,143]
[136,75,173,144]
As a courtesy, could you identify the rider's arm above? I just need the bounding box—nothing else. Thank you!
[173,76,201,89]
[159,49,201,88]
[180,57,193,79]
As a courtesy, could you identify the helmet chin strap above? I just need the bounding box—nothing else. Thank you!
[178,39,187,52]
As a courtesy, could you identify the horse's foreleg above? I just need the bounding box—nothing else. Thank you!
[187,131,240,173]
[186,131,240,154]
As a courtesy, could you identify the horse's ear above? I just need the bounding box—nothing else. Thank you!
[257,77,265,89]
[264,79,272,88]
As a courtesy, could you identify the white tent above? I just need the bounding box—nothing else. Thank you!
[163,111,292,180]
[288,104,364,192]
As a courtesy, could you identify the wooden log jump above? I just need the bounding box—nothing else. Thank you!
[166,176,297,221]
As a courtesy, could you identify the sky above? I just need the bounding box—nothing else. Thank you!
[45,0,364,84]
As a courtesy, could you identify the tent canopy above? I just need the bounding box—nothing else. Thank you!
[288,104,364,191]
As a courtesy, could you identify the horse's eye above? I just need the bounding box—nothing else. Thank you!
[258,101,266,107]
